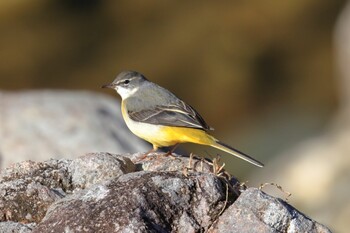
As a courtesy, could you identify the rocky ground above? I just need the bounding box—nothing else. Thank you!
[0,152,331,233]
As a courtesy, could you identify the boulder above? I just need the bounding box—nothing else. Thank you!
[0,152,331,233]
[0,91,148,168]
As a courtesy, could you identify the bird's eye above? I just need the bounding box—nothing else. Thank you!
[123,80,130,85]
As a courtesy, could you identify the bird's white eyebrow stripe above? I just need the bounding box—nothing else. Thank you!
[116,76,137,85]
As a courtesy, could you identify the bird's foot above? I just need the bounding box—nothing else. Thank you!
[163,144,179,159]
[138,148,158,161]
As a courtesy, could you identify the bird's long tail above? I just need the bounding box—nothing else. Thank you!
[210,140,264,167]
[164,127,264,167]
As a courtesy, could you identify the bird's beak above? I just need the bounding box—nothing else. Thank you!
[101,83,116,89]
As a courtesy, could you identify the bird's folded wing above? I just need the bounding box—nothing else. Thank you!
[128,101,213,131]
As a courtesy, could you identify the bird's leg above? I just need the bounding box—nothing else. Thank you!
[164,144,179,157]
[148,145,158,155]
[140,145,158,159]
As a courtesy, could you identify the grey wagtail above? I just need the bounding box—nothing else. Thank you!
[102,71,264,167]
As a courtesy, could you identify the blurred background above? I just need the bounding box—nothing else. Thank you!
[0,0,349,231]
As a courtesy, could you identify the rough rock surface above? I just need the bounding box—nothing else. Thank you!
[0,221,34,233]
[0,152,332,233]
[0,91,148,168]
[208,188,331,233]
[34,171,230,233]
[69,152,135,189]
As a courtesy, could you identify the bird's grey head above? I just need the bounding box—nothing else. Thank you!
[102,71,148,99]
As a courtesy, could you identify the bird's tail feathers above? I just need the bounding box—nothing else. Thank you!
[211,140,264,168]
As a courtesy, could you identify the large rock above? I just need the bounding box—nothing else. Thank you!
[0,91,148,168]
[0,152,331,233]
[34,171,229,233]
[208,188,331,233]
[0,159,71,223]
[0,221,34,233]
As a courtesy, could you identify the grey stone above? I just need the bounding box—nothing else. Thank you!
[0,91,148,169]
[0,152,332,233]
[208,188,332,233]
[0,159,72,191]
[135,153,214,173]
[33,171,232,233]
[0,159,71,223]
[69,152,136,189]
[0,152,137,225]
[0,221,34,233]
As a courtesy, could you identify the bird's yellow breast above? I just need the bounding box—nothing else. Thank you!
[121,101,214,147]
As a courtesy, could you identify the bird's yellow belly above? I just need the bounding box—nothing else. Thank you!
[121,102,213,147]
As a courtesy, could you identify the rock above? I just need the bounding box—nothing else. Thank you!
[135,152,214,173]
[0,91,148,169]
[0,152,332,233]
[208,188,331,233]
[33,171,232,233]
[0,153,134,225]
[0,159,71,191]
[69,152,136,189]
[0,159,71,223]
[0,221,34,233]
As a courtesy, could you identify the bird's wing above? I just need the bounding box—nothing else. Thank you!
[128,100,213,131]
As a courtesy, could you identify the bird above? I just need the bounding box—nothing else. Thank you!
[102,71,264,167]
